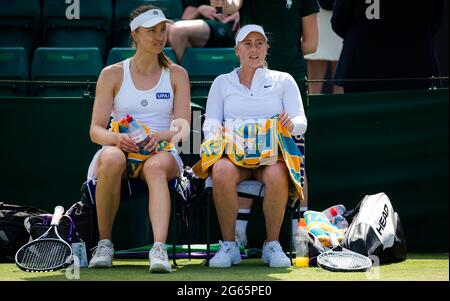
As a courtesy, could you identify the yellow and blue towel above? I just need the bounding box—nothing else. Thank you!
[193,116,305,201]
[111,120,175,178]
[304,211,346,248]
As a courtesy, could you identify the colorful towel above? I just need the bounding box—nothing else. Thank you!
[111,120,175,178]
[193,116,304,201]
[304,210,346,248]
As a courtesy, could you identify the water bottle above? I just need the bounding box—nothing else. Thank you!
[330,214,349,231]
[125,114,150,149]
[322,204,346,220]
[294,218,309,267]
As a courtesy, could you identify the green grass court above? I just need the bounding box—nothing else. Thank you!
[1,254,448,281]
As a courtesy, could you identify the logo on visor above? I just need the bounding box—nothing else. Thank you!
[156,93,171,100]
[153,10,159,15]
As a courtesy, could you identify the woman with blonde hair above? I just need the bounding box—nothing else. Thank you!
[203,24,307,268]
[87,5,190,273]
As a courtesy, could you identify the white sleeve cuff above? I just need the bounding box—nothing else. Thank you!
[291,115,307,136]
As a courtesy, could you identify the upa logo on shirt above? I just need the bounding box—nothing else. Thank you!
[156,92,171,100]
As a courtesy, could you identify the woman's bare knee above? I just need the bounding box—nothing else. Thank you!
[212,159,239,185]
[142,159,165,176]
[97,148,126,176]
[261,162,289,188]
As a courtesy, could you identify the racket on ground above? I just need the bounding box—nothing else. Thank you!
[317,233,372,272]
[15,206,73,272]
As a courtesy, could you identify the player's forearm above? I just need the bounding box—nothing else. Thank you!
[182,6,201,20]
[301,40,318,55]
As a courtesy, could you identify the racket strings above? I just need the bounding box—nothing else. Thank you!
[319,252,371,270]
[20,240,70,270]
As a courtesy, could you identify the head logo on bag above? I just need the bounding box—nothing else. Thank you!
[376,204,389,236]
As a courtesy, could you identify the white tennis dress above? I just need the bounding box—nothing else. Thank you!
[304,8,343,61]
[87,58,184,180]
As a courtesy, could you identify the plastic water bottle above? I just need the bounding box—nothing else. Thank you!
[294,218,309,267]
[330,214,349,231]
[322,204,346,220]
[125,114,150,149]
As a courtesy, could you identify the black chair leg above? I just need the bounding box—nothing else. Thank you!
[185,206,191,260]
[205,188,211,266]
[288,201,300,266]
[170,190,178,267]
[288,209,294,266]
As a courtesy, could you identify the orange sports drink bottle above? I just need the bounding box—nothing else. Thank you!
[294,218,309,267]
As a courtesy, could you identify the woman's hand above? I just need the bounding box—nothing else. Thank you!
[279,112,294,133]
[116,133,139,153]
[198,5,218,20]
[143,132,161,153]
[223,12,240,31]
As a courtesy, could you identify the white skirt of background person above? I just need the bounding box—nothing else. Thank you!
[304,8,343,61]
[86,146,184,181]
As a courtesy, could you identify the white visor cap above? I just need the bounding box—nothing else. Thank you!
[235,24,268,45]
[130,9,173,32]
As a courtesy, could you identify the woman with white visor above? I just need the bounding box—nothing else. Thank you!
[88,5,190,273]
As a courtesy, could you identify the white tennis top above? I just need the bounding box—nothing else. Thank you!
[112,58,174,133]
[203,67,307,137]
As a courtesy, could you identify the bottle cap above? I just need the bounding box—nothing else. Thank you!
[126,114,133,122]
[330,207,337,217]
[119,117,127,125]
[298,218,306,228]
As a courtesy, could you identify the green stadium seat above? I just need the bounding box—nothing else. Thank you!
[106,47,177,66]
[114,0,183,47]
[0,47,29,97]
[42,0,113,61]
[31,47,103,97]
[0,0,41,60]
[181,48,239,97]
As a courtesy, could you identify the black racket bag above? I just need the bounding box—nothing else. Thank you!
[0,202,49,262]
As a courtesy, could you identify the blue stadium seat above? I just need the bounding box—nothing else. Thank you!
[106,47,177,66]
[181,48,239,97]
[42,0,113,61]
[0,0,41,60]
[114,0,183,47]
[31,47,103,97]
[0,47,29,97]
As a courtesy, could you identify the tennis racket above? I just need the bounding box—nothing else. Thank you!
[15,206,73,272]
[317,233,372,272]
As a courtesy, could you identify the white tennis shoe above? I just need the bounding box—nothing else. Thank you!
[149,242,172,273]
[88,239,114,268]
[209,241,241,268]
[261,240,291,268]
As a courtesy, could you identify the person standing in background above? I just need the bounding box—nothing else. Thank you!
[305,0,343,94]
[331,0,443,93]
